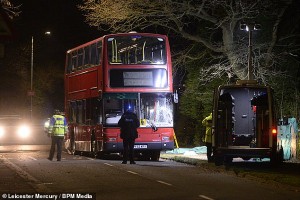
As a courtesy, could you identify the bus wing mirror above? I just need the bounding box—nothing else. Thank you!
[148,120,158,132]
[152,126,158,132]
[174,90,178,104]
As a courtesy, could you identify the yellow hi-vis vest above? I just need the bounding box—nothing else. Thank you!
[49,115,67,137]
[202,113,212,143]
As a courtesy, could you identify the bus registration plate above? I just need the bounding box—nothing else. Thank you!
[134,145,147,149]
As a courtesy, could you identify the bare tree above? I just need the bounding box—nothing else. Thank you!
[0,0,20,18]
[79,0,297,83]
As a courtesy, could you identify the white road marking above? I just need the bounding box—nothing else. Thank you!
[199,195,214,200]
[156,180,173,186]
[27,156,37,160]
[104,163,114,167]
[127,170,138,175]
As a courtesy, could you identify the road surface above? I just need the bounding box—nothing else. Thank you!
[1,144,299,200]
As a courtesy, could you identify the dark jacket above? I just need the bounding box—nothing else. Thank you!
[118,111,140,140]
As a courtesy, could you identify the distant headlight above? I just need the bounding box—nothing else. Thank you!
[0,126,4,138]
[17,125,31,138]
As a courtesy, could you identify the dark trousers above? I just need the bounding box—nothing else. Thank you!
[123,139,135,162]
[49,136,64,161]
[206,142,213,162]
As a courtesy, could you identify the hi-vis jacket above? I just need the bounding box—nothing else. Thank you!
[202,113,212,143]
[48,114,68,137]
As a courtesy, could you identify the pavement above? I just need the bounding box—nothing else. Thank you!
[160,146,208,164]
[160,146,274,164]
[160,146,300,164]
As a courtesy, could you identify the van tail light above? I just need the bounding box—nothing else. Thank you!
[272,128,277,135]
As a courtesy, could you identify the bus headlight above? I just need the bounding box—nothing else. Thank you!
[17,125,31,138]
[162,136,170,141]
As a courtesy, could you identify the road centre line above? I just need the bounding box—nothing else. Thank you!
[199,195,214,200]
[104,163,114,167]
[156,180,173,186]
[127,170,139,175]
[104,163,174,188]
[102,163,139,175]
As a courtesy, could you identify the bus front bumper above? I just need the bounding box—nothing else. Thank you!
[104,141,174,153]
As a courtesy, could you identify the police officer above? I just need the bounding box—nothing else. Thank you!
[118,108,140,164]
[48,110,68,161]
[202,113,213,162]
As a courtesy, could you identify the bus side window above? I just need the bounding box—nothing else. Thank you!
[69,101,77,123]
[71,50,78,71]
[84,46,90,66]
[89,98,102,125]
[67,53,73,73]
[78,48,84,68]
[91,43,98,65]
[96,41,102,65]
[76,100,86,124]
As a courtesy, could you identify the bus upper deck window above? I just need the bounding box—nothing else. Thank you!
[107,36,166,65]
[84,46,90,66]
[67,53,73,73]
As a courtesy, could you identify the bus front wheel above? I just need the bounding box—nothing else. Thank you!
[150,151,160,161]
[69,138,77,155]
[90,132,98,158]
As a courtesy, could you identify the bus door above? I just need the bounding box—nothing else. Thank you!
[76,100,91,151]
[103,93,138,151]
[87,98,103,153]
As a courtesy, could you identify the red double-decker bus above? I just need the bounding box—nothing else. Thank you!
[64,33,175,160]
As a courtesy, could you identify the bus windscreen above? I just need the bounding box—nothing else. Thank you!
[107,36,166,65]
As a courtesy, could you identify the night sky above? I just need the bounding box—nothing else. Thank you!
[1,0,103,116]
[12,0,101,64]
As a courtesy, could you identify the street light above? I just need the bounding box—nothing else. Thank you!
[240,22,261,80]
[30,31,51,121]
